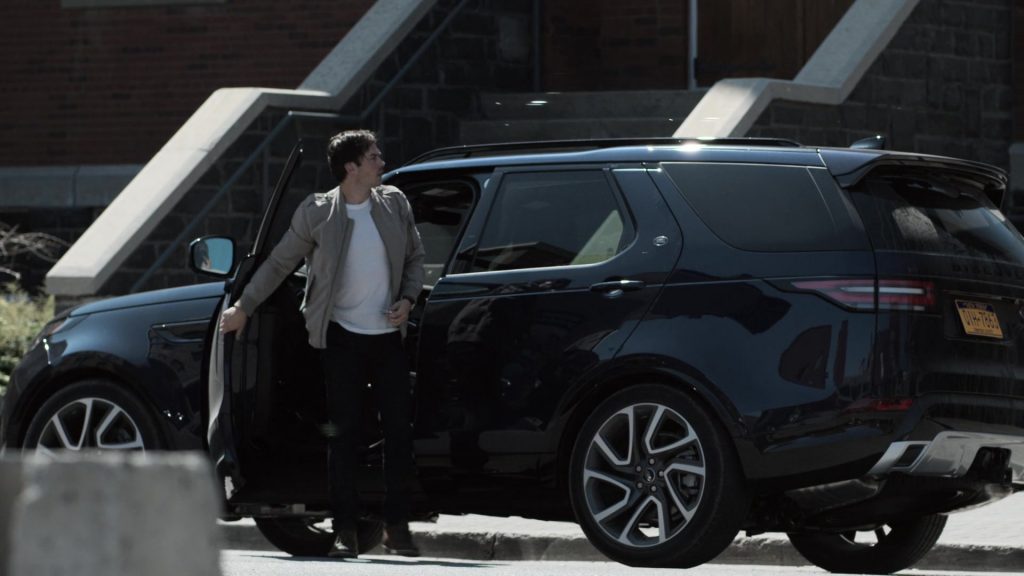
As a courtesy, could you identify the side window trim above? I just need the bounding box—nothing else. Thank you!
[393,175,481,285]
[448,171,502,276]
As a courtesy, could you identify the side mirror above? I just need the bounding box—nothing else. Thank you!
[189,237,235,277]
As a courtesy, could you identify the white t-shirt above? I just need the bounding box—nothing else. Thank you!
[331,199,396,334]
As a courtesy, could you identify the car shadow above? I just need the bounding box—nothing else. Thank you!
[241,553,496,568]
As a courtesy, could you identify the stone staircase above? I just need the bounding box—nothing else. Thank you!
[459,90,708,144]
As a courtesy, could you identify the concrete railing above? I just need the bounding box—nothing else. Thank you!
[0,453,220,576]
[45,0,437,297]
[675,0,920,138]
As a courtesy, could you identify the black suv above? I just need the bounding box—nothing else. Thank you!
[3,138,1023,573]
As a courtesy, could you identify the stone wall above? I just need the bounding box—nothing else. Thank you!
[100,0,535,296]
[346,0,535,162]
[748,0,1016,211]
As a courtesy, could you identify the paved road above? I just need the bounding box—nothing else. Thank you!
[222,493,1024,572]
[220,551,1024,576]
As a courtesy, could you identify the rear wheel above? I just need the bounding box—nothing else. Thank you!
[568,384,749,568]
[254,517,384,557]
[787,514,947,574]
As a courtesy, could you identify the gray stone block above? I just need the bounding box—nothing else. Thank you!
[2,453,221,576]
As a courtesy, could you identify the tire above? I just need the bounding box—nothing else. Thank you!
[787,514,947,574]
[568,384,750,568]
[23,379,164,454]
[254,517,385,557]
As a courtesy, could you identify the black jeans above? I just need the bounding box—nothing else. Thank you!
[321,322,414,528]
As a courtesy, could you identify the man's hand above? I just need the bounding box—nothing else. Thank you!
[386,298,412,327]
[220,305,248,334]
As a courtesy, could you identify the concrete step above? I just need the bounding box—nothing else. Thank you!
[478,89,707,120]
[459,118,681,145]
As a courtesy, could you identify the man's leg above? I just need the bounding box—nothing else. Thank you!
[321,323,370,556]
[370,331,418,555]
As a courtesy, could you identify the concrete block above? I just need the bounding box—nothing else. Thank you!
[0,461,25,575]
[1,453,221,576]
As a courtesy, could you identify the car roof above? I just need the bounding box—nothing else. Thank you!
[386,138,1006,197]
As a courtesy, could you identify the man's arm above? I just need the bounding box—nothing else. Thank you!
[221,197,317,333]
[398,192,426,306]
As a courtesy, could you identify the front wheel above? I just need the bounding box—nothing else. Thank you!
[787,514,947,574]
[254,517,384,557]
[568,384,750,568]
[23,379,164,454]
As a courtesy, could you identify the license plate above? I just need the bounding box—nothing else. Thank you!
[955,300,1003,339]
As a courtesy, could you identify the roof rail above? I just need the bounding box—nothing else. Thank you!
[404,137,803,166]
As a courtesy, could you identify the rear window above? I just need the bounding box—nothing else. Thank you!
[662,163,867,252]
[849,175,1024,265]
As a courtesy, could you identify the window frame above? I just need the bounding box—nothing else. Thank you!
[399,177,480,288]
[661,162,868,253]
[451,164,639,277]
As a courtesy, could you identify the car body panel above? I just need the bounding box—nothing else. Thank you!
[2,292,220,449]
[412,167,683,498]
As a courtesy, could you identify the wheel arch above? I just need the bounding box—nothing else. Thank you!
[12,365,173,449]
[553,357,747,494]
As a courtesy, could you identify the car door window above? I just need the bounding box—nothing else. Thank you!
[470,171,634,272]
[405,182,476,288]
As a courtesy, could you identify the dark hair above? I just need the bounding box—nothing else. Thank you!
[327,130,378,183]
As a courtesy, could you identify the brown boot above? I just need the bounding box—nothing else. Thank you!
[383,523,420,557]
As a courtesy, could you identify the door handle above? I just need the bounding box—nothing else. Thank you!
[590,279,646,298]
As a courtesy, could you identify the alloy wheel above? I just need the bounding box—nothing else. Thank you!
[582,402,706,548]
[33,397,146,457]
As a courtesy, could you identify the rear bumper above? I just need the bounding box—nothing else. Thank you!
[785,404,1023,529]
[868,431,1024,484]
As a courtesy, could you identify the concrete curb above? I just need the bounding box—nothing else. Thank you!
[221,521,1024,571]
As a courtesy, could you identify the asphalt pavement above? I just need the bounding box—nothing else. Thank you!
[221,492,1024,571]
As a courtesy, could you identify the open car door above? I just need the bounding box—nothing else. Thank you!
[208,143,304,492]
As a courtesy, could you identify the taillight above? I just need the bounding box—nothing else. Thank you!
[791,279,936,311]
[876,279,936,311]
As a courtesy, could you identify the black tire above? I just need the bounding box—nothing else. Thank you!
[568,384,750,568]
[23,379,164,453]
[254,517,384,557]
[787,514,947,574]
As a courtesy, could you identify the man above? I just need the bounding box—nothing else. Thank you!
[220,130,425,559]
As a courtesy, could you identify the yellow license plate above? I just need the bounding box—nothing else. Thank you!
[955,300,1003,339]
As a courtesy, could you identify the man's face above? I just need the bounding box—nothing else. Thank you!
[349,144,385,187]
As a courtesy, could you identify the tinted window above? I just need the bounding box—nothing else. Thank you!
[850,175,1024,265]
[471,171,634,272]
[406,182,475,287]
[662,163,866,251]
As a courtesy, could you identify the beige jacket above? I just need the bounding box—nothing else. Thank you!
[235,185,425,349]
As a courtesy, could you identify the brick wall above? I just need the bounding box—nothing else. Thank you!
[0,0,373,166]
[542,0,689,91]
[749,0,1015,206]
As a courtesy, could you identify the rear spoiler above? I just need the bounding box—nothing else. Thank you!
[820,149,1008,208]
